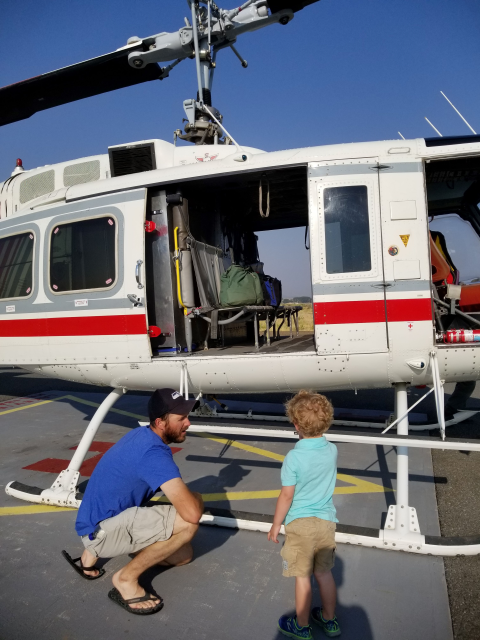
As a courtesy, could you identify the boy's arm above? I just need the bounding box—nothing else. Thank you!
[267,485,295,543]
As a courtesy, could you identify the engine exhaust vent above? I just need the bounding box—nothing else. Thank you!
[108,142,156,177]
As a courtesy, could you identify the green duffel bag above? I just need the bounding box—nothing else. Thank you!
[220,265,264,307]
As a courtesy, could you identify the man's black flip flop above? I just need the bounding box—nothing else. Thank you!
[108,587,164,615]
[61,550,105,580]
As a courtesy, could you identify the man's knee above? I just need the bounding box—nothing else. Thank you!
[178,543,195,565]
[185,520,199,540]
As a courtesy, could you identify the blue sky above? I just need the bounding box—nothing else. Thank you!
[1,0,479,297]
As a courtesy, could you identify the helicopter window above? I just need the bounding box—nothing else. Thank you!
[323,186,371,274]
[0,232,34,299]
[49,216,116,293]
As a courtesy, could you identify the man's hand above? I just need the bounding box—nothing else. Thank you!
[268,523,282,543]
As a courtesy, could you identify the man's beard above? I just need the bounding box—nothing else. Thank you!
[163,424,187,444]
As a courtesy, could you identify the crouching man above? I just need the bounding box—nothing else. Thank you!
[69,388,203,615]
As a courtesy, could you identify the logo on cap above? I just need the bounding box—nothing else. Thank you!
[171,391,181,400]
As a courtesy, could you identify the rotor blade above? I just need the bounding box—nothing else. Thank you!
[0,45,163,127]
[267,0,320,13]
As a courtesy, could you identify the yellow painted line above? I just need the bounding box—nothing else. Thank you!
[192,432,286,462]
[193,432,391,494]
[336,474,392,494]
[152,490,282,503]
[0,395,69,417]
[1,471,392,516]
[0,397,389,519]
[153,479,390,504]
[0,504,74,516]
[0,392,147,422]
[61,395,147,421]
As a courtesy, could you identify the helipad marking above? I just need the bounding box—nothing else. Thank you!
[192,432,286,462]
[192,432,391,494]
[0,505,75,516]
[0,395,69,416]
[0,395,390,517]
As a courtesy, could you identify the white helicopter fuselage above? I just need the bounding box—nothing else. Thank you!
[0,135,479,394]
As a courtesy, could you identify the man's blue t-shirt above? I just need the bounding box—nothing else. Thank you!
[75,427,181,536]
[281,436,338,526]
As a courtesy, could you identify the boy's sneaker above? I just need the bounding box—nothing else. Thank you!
[311,608,341,637]
[277,615,313,640]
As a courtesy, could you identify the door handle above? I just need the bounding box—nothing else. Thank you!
[127,294,143,307]
[135,260,144,289]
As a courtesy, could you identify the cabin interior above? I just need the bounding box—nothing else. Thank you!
[426,155,480,339]
[145,165,315,357]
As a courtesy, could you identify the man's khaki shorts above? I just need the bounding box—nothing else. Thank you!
[81,504,176,558]
[281,517,336,577]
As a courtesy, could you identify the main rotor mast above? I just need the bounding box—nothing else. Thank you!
[127,0,295,145]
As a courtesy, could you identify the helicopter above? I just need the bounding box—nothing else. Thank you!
[3,0,480,555]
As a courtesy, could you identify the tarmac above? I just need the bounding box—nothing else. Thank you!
[0,368,478,640]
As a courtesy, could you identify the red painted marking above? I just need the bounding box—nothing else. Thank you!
[314,300,386,325]
[0,397,44,410]
[0,314,147,338]
[70,441,115,453]
[23,442,182,477]
[23,458,67,474]
[79,453,104,477]
[314,298,432,325]
[386,298,432,322]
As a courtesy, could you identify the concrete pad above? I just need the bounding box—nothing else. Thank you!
[0,392,452,639]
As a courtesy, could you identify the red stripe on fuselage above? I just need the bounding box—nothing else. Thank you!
[314,298,432,325]
[0,314,147,337]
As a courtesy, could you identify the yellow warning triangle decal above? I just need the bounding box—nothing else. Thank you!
[400,234,410,247]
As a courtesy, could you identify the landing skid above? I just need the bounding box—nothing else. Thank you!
[192,400,478,431]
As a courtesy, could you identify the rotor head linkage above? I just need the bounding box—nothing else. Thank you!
[178,99,226,145]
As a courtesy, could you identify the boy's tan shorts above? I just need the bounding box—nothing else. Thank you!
[81,504,176,558]
[281,517,336,577]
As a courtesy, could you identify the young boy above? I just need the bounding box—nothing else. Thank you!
[268,390,340,639]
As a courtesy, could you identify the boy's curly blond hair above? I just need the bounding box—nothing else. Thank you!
[285,390,334,437]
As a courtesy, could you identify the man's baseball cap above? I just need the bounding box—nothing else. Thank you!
[148,388,199,422]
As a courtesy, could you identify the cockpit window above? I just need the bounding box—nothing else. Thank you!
[0,232,34,299]
[49,216,117,293]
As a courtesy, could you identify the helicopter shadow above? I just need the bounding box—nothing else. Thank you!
[138,460,251,590]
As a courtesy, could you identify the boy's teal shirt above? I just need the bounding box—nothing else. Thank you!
[281,436,338,526]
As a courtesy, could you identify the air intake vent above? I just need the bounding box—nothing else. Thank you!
[63,160,100,187]
[109,143,156,177]
[19,170,55,204]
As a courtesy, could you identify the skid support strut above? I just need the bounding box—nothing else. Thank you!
[382,383,424,550]
[6,387,125,508]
